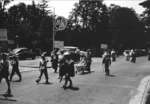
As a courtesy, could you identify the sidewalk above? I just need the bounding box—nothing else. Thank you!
[129,76,150,104]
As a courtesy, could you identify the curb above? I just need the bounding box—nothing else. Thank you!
[129,76,150,104]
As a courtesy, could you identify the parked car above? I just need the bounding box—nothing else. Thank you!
[9,48,36,60]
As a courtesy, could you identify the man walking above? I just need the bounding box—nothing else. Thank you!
[51,50,58,73]
[35,54,49,84]
[60,52,75,89]
[10,55,22,82]
[102,52,111,76]
[0,53,12,96]
[86,49,92,73]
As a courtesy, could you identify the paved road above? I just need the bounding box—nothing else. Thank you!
[0,56,150,104]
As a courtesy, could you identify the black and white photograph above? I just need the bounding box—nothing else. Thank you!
[0,0,150,104]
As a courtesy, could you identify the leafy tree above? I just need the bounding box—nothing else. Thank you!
[140,0,150,47]
[0,0,13,28]
[37,16,53,50]
[66,0,109,49]
[7,1,53,50]
[0,0,13,10]
[38,0,50,16]
[109,5,145,49]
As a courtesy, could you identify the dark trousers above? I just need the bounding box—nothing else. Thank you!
[52,62,58,73]
[64,74,72,87]
[37,69,49,82]
[105,66,110,76]
[10,67,22,81]
[86,62,91,72]
[0,71,11,94]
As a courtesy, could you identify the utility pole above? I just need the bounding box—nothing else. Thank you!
[52,7,55,51]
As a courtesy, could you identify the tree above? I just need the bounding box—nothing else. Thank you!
[66,0,109,48]
[37,16,53,50]
[109,5,145,49]
[0,0,13,10]
[140,0,150,47]
[38,0,50,16]
[7,1,53,49]
[0,0,13,28]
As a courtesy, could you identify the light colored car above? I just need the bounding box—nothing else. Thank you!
[59,46,79,54]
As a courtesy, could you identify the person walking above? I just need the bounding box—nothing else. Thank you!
[10,55,22,82]
[51,50,58,73]
[111,49,116,62]
[35,54,49,84]
[58,50,65,82]
[102,53,111,76]
[130,49,136,63]
[0,53,12,96]
[61,52,75,89]
[86,49,92,73]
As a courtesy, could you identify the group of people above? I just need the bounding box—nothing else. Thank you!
[35,49,92,89]
[75,50,92,74]
[0,48,92,96]
[123,49,136,63]
[0,53,21,96]
[101,49,137,76]
[0,47,145,96]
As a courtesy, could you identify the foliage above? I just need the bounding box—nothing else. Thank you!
[140,0,150,48]
[0,0,13,28]
[66,0,109,48]
[109,5,145,49]
[7,1,53,50]
[0,0,147,50]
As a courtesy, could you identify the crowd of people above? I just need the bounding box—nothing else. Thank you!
[49,48,92,89]
[0,47,147,97]
[0,48,92,96]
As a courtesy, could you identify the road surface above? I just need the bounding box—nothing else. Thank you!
[0,56,150,104]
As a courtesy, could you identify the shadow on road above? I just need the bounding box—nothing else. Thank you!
[79,71,95,75]
[104,74,116,80]
[108,74,116,77]
[62,86,80,91]
[0,94,17,102]
[38,82,53,85]
[68,86,80,91]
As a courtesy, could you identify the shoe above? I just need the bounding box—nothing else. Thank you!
[35,79,39,84]
[45,81,50,84]
[63,85,67,89]
[68,85,73,88]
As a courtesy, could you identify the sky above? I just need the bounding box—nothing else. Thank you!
[6,0,146,18]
